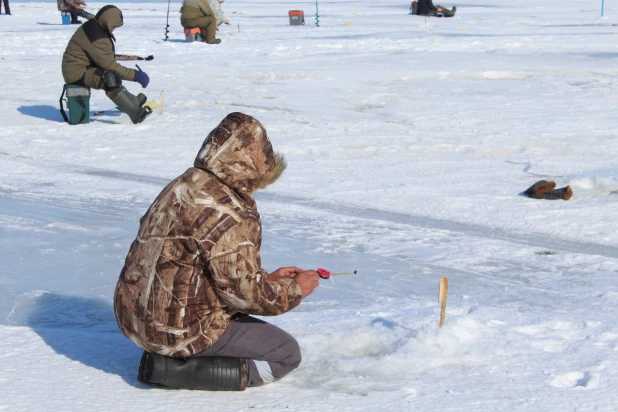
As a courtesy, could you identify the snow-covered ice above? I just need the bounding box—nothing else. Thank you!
[1,0,618,410]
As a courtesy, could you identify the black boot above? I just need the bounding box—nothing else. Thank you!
[442,6,456,17]
[138,351,248,391]
[106,86,152,124]
[137,93,147,107]
[70,13,82,24]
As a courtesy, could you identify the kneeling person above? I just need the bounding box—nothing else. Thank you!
[417,0,456,17]
[61,5,152,124]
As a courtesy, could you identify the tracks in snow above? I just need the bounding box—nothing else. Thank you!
[2,150,617,261]
[2,152,617,316]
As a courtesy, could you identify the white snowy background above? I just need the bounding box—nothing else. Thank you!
[1,0,618,410]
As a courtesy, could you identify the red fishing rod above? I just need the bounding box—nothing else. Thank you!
[316,268,357,279]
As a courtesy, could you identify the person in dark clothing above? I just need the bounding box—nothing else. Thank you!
[1,0,11,15]
[61,5,152,124]
[416,0,456,17]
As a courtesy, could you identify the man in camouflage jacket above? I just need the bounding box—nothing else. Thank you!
[208,0,230,26]
[114,112,321,389]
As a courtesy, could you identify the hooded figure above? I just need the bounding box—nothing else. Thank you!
[61,5,152,124]
[114,113,321,390]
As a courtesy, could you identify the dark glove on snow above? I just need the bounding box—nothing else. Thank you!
[133,70,150,88]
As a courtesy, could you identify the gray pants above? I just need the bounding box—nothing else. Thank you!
[195,316,301,387]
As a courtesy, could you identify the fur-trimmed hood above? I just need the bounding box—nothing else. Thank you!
[114,112,301,358]
[194,112,286,197]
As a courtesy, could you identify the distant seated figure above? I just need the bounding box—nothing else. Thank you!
[57,0,94,24]
[208,0,230,27]
[416,0,456,17]
[180,0,229,44]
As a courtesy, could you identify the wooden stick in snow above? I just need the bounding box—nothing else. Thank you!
[439,277,448,327]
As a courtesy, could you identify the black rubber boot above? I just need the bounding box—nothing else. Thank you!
[137,93,147,107]
[106,86,152,124]
[524,180,556,197]
[138,351,248,391]
[441,6,456,17]
[70,13,82,24]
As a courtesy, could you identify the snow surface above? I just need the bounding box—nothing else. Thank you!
[2,0,618,410]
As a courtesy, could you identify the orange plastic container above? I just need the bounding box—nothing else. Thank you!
[184,27,202,42]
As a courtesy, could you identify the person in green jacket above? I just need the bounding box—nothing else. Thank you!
[61,5,152,124]
[180,0,221,44]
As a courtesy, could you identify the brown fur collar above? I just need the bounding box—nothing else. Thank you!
[256,152,286,190]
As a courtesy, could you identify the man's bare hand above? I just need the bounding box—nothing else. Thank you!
[267,266,302,282]
[294,270,321,298]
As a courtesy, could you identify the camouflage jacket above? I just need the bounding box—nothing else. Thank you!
[207,0,225,25]
[113,113,302,357]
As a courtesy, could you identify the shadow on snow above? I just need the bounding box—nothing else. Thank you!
[18,105,65,122]
[27,292,148,389]
[18,104,123,123]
